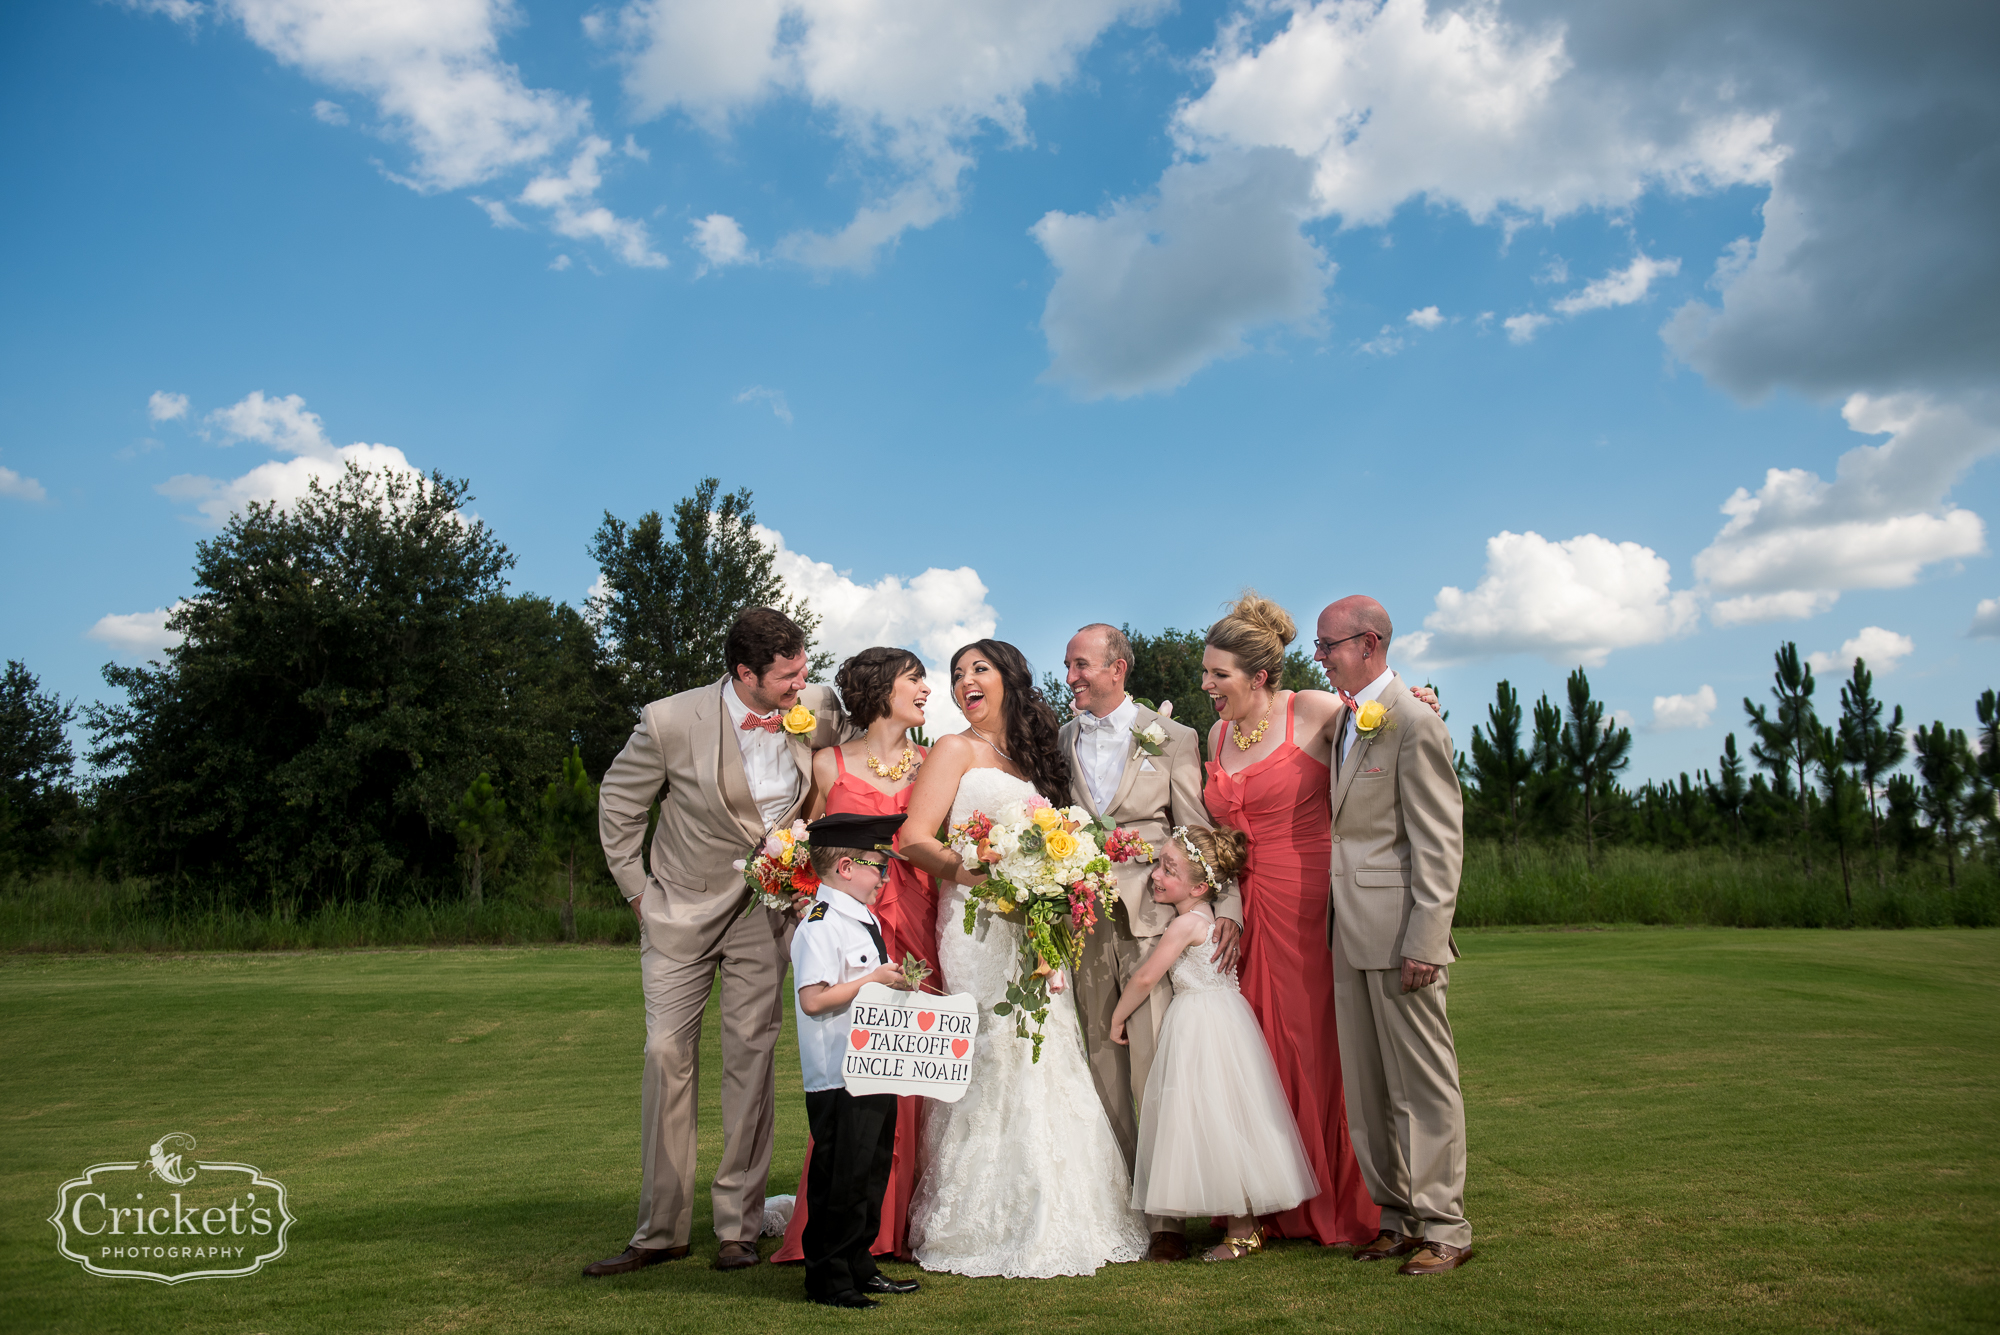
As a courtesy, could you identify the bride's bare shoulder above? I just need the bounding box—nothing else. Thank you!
[923,732,979,770]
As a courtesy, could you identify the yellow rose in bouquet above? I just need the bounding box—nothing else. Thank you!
[1030,807,1063,833]
[1043,828,1079,860]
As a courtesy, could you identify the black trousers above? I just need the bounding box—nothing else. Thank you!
[802,1089,898,1299]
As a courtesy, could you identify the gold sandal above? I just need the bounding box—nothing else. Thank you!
[1203,1228,1265,1262]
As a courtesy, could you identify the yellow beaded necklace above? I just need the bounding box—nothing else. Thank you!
[865,745,918,782]
[1231,691,1276,751]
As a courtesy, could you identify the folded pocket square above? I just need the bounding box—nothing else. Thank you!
[1362,767,1386,774]
[1139,759,1157,772]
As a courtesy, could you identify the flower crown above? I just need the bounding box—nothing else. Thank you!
[1171,826,1226,894]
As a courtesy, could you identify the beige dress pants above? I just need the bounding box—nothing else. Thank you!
[632,882,788,1250]
[1330,932,1472,1250]
[1073,904,1181,1234]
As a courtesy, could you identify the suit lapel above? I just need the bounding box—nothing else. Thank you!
[1330,673,1404,825]
[1102,705,1152,818]
[710,677,765,842]
[1061,719,1099,818]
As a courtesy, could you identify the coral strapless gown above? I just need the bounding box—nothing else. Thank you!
[776,746,938,1263]
[1204,696,1380,1246]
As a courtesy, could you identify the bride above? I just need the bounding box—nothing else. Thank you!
[897,640,1148,1277]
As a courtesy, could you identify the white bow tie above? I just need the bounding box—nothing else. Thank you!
[1078,713,1122,735]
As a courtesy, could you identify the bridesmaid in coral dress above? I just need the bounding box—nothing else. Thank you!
[775,647,938,1264]
[1199,593,1417,1249]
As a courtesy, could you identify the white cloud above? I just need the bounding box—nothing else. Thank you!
[471,196,524,229]
[690,214,755,272]
[1406,305,1444,330]
[598,0,1162,271]
[735,386,793,425]
[1806,626,1915,676]
[1551,253,1680,315]
[1971,597,2000,639]
[1694,391,1997,621]
[1034,150,1330,398]
[549,254,572,271]
[518,137,667,269]
[167,391,423,524]
[148,391,190,422]
[1401,529,1700,668]
[1650,685,1717,732]
[121,0,205,26]
[0,466,48,503]
[1357,325,1404,356]
[1503,313,1550,344]
[311,98,347,126]
[86,605,187,658]
[756,523,999,738]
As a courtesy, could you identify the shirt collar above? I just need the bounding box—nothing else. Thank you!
[722,680,777,727]
[815,885,878,924]
[1081,694,1138,731]
[1354,667,1396,706]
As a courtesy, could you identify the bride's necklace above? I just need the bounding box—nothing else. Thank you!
[1232,698,1274,751]
[866,743,917,782]
[968,725,1012,761]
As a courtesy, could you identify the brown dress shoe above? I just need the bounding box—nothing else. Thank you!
[1144,1231,1190,1262]
[1397,1241,1472,1275]
[582,1244,689,1277]
[1353,1231,1420,1262]
[714,1239,763,1271]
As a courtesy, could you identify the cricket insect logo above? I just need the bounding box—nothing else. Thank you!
[148,1133,199,1186]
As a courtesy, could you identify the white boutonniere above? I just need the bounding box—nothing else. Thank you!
[1132,721,1167,756]
[1353,699,1395,742]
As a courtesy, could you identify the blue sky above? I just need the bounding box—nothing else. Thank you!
[3,0,1994,783]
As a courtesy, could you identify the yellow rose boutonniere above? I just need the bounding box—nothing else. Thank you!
[781,704,816,735]
[1354,699,1393,741]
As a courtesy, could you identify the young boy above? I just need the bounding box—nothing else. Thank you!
[791,811,921,1309]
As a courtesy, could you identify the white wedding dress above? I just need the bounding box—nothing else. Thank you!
[906,767,1149,1277]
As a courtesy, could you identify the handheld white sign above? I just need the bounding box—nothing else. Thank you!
[841,984,978,1103]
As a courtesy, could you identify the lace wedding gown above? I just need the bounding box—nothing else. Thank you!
[906,767,1149,1277]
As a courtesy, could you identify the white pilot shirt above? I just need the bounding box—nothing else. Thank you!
[1075,693,1138,812]
[791,886,889,1093]
[722,682,803,829]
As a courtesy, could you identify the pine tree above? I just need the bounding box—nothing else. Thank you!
[1744,642,1817,873]
[1555,668,1632,866]
[1911,723,1977,890]
[454,773,512,909]
[1813,723,1865,917]
[541,746,599,942]
[1706,733,1748,842]
[1467,680,1533,857]
[1837,657,1905,883]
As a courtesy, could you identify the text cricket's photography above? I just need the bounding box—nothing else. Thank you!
[1,0,1997,1331]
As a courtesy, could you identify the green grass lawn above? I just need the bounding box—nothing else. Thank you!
[3,929,1995,1333]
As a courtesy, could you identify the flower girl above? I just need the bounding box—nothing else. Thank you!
[1109,824,1320,1261]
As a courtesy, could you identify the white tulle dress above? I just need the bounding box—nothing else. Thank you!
[1131,912,1321,1219]
[906,767,1149,1277]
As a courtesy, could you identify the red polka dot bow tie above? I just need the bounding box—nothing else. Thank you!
[741,713,783,734]
[1339,690,1360,712]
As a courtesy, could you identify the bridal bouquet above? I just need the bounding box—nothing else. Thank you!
[733,820,817,916]
[951,796,1155,1061]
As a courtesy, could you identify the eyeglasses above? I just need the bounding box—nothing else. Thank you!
[849,857,888,877]
[1312,631,1371,655]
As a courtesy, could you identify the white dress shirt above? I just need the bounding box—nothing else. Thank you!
[1341,667,1397,765]
[792,888,889,1092]
[1075,694,1138,812]
[722,682,802,830]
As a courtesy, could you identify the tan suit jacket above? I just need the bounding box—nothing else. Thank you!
[1327,673,1463,970]
[600,676,845,964]
[1059,703,1241,935]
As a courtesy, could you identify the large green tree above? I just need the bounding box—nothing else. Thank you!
[0,660,78,873]
[1465,680,1533,853]
[1912,722,1983,890]
[587,478,828,714]
[87,464,601,907]
[1744,642,1817,872]
[1836,657,1905,880]
[1555,668,1632,865]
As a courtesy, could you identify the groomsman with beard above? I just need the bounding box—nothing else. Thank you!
[1060,623,1242,1264]
[1313,596,1472,1276]
[585,608,845,1277]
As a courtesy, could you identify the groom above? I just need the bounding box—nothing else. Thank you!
[1060,623,1241,1264]
[586,607,845,1276]
[1313,596,1472,1275]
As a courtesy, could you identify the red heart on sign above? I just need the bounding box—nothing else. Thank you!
[850,1029,870,1050]
[951,1039,969,1058]
[917,1012,936,1031]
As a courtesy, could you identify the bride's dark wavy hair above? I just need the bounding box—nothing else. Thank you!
[949,639,1071,805]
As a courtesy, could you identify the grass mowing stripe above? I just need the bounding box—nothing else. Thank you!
[1,931,1994,1333]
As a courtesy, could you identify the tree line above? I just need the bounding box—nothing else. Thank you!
[2,461,1994,916]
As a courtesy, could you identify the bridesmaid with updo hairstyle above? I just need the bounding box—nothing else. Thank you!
[774,645,937,1264]
[1200,591,1434,1249]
